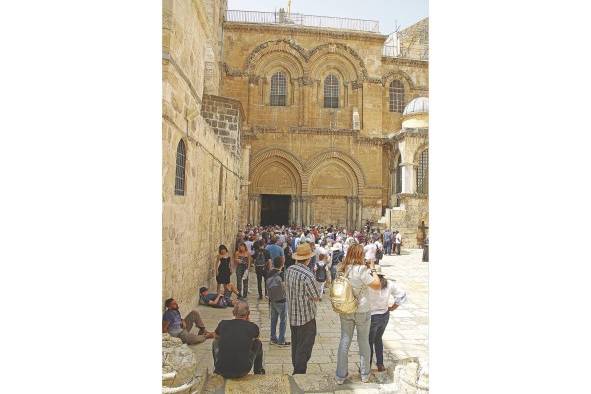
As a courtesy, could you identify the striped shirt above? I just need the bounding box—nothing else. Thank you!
[285,262,321,326]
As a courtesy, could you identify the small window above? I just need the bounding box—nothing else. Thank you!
[270,72,287,106]
[416,149,428,194]
[389,80,405,112]
[174,140,186,196]
[324,74,339,108]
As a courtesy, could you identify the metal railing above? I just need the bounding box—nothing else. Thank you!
[226,9,380,33]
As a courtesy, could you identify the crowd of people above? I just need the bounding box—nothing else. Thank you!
[163,223,408,383]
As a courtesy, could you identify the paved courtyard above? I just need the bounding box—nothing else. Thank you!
[188,249,428,392]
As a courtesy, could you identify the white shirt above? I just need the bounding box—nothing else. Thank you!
[346,265,375,313]
[364,243,377,260]
[368,280,407,315]
[395,233,402,244]
[244,240,254,255]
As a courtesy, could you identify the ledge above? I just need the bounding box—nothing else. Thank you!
[224,21,388,42]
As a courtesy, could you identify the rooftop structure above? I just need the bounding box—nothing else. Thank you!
[226,9,380,33]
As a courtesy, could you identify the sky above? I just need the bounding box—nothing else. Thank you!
[227,0,428,33]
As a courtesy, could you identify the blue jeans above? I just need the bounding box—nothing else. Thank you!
[384,240,393,255]
[270,300,287,343]
[369,311,390,366]
[336,311,371,381]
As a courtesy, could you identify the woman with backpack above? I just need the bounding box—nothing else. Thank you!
[314,252,328,299]
[332,244,381,384]
[252,240,271,300]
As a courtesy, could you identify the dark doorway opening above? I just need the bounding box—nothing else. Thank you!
[261,194,291,226]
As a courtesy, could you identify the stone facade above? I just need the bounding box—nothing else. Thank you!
[162,4,430,311]
[162,0,243,311]
[220,18,429,234]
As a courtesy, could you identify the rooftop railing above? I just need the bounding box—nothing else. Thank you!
[226,9,380,33]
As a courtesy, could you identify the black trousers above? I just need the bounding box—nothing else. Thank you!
[255,266,267,297]
[290,319,317,374]
[212,338,264,378]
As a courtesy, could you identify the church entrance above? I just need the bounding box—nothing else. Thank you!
[260,194,291,226]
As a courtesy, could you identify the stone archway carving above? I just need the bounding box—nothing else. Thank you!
[381,70,416,90]
[245,39,308,75]
[303,150,366,194]
[249,148,305,194]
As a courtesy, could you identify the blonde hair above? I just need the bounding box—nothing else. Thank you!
[339,244,364,272]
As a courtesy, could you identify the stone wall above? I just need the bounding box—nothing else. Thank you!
[399,17,429,61]
[221,19,428,229]
[389,195,429,249]
[162,0,240,311]
[201,94,243,155]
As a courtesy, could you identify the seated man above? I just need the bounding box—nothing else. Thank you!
[162,298,214,345]
[199,284,238,308]
[212,301,265,378]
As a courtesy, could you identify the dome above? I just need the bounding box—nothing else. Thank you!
[403,97,429,116]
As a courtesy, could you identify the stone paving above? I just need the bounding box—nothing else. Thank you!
[187,249,428,393]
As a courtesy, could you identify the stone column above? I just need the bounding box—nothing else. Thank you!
[301,196,312,226]
[289,196,297,225]
[248,195,254,225]
[356,197,363,230]
[251,194,261,226]
[400,162,416,194]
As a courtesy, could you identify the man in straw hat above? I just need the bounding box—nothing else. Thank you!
[284,242,321,375]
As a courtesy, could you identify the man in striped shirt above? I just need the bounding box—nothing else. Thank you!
[285,243,321,375]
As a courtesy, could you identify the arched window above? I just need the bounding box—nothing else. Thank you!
[416,149,428,194]
[324,74,339,108]
[174,140,186,196]
[270,72,287,106]
[389,80,405,112]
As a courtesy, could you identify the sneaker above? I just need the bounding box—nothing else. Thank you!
[361,374,371,383]
[377,365,386,372]
[335,373,348,385]
[277,341,291,347]
[270,339,278,345]
[254,368,266,375]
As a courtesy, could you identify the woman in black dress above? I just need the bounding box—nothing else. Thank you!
[215,244,232,293]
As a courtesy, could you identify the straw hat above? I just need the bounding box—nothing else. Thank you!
[374,265,394,281]
[292,243,315,260]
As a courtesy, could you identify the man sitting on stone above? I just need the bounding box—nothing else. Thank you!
[162,298,214,345]
[212,301,265,378]
[199,284,238,308]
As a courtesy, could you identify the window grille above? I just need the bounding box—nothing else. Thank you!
[270,72,287,106]
[174,140,186,196]
[389,80,405,112]
[416,149,428,194]
[324,74,339,108]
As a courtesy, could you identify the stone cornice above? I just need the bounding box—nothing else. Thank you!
[244,125,394,146]
[381,56,429,68]
[389,128,429,142]
[397,192,428,199]
[224,22,388,43]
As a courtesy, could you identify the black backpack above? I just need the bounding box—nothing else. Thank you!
[254,250,267,268]
[316,264,327,282]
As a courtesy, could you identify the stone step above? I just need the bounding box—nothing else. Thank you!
[200,359,428,393]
